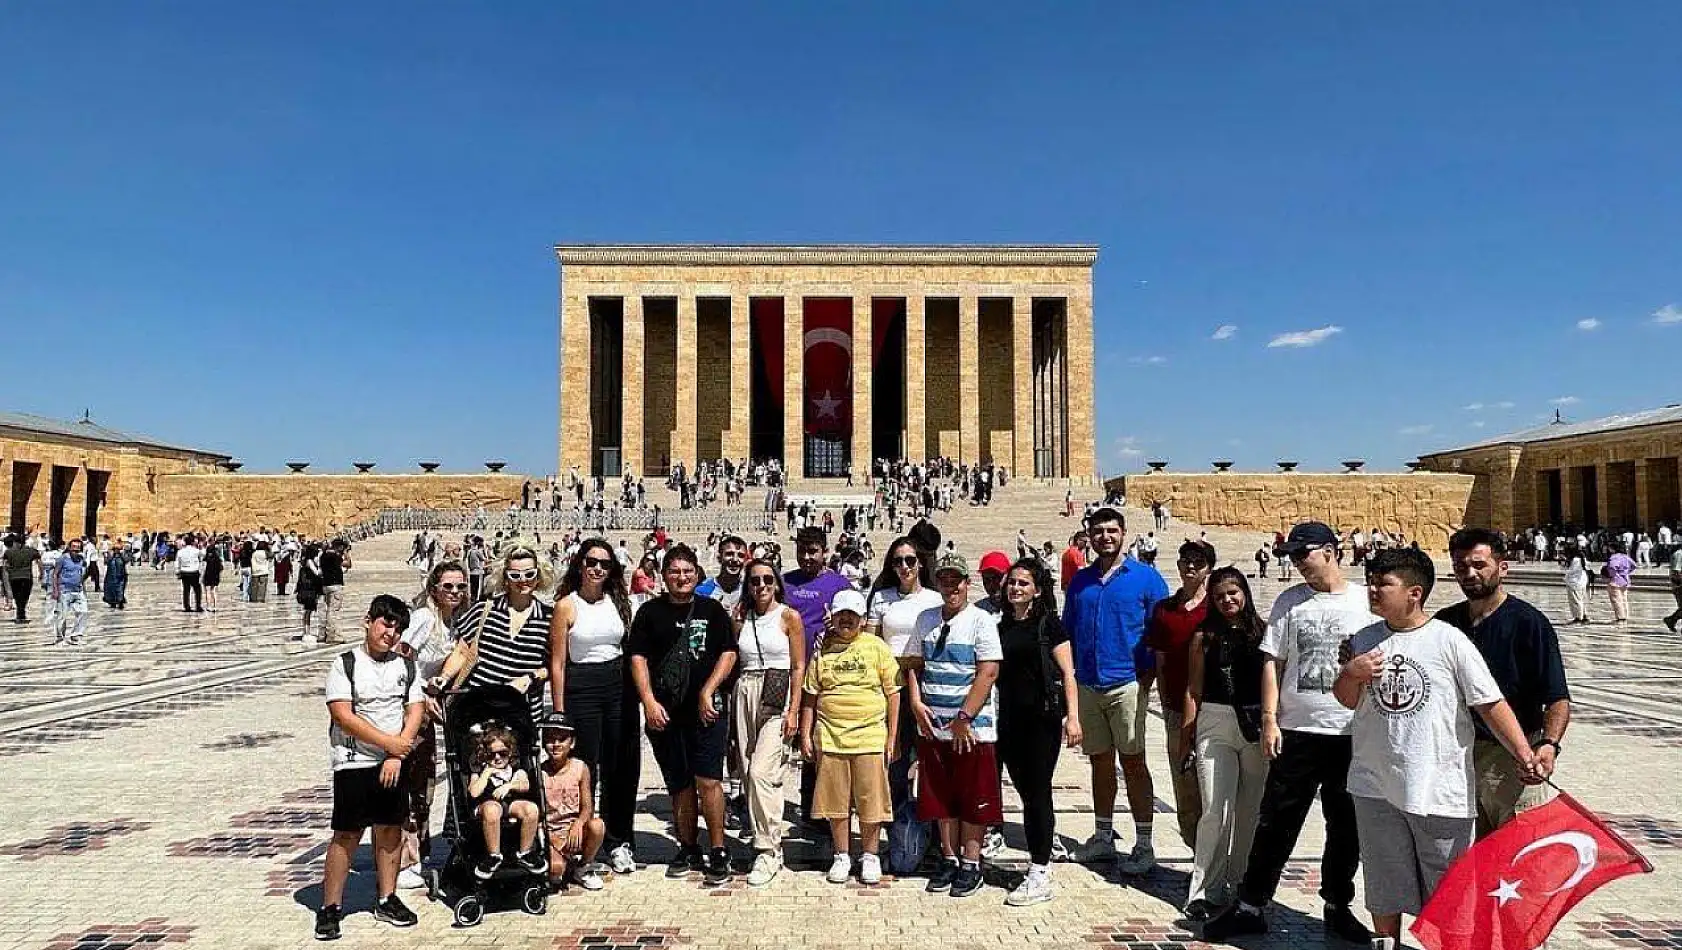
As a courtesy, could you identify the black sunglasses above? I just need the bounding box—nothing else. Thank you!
[934,622,951,656]
[747,575,778,588]
[583,556,614,570]
[893,555,920,568]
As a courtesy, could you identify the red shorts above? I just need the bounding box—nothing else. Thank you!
[915,739,1003,825]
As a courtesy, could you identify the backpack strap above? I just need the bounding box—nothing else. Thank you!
[341,651,358,707]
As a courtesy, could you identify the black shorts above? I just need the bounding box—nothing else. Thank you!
[647,710,729,794]
[332,765,407,832]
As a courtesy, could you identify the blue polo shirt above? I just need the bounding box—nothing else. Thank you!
[1062,556,1170,689]
[54,555,88,594]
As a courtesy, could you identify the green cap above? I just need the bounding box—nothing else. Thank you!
[934,552,970,578]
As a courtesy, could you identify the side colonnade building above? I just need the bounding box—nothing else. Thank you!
[555,244,1099,483]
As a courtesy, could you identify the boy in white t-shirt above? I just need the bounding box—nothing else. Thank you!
[316,595,426,941]
[1336,548,1539,950]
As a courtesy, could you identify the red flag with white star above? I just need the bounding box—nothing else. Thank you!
[1412,792,1652,950]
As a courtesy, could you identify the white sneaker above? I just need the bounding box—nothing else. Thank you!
[1006,869,1054,906]
[826,852,852,884]
[1074,831,1117,864]
[301,634,319,647]
[747,852,782,887]
[396,866,426,890]
[981,828,1006,861]
[571,865,605,891]
[1118,841,1156,875]
[608,843,636,874]
[859,852,882,885]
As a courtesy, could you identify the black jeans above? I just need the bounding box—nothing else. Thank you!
[1237,729,1360,908]
[565,658,641,849]
[9,578,30,621]
[997,710,1063,865]
[179,571,203,611]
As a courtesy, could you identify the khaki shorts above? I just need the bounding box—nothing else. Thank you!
[1078,681,1148,757]
[1474,739,1554,838]
[812,751,892,823]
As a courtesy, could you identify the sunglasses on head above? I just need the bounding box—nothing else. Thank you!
[583,556,614,570]
[505,568,540,582]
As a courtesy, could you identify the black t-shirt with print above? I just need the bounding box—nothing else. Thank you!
[627,595,736,715]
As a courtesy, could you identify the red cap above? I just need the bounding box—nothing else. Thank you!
[979,551,1012,575]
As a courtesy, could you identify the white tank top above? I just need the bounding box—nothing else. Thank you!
[738,604,796,672]
[565,591,625,664]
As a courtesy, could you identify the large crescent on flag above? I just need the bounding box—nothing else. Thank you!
[804,328,853,355]
[1512,831,1598,895]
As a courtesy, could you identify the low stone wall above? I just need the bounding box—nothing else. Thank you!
[1115,472,1477,551]
[151,474,527,536]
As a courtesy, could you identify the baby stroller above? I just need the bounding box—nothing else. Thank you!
[425,685,550,926]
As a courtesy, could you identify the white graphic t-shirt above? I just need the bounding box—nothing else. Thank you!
[869,586,944,657]
[1346,618,1505,818]
[1259,583,1378,735]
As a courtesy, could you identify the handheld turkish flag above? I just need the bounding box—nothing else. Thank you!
[1413,792,1652,950]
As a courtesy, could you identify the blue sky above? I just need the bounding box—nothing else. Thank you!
[3,3,1679,476]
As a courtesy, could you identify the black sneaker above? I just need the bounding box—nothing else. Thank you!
[373,895,418,928]
[667,844,702,878]
[1324,904,1372,943]
[313,905,342,941]
[474,853,504,879]
[1183,899,1217,923]
[1202,904,1268,942]
[704,847,732,885]
[518,848,547,873]
[949,863,984,898]
[925,859,959,893]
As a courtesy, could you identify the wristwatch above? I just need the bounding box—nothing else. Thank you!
[1532,737,1562,756]
[955,710,974,724]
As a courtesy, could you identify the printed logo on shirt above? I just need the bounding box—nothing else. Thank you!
[1293,616,1346,694]
[1369,654,1431,718]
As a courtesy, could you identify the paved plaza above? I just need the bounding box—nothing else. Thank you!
[1,531,1678,950]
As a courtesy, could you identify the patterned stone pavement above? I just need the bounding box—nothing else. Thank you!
[0,532,1677,950]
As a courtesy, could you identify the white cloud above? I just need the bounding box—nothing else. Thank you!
[1495,401,1515,409]
[1267,325,1343,348]
[1399,424,1434,436]
[1465,400,1515,412]
[1551,396,1581,406]
[1462,402,1485,411]
[1653,304,1682,326]
[1211,324,1238,341]
[1113,436,1144,458]
[1471,420,1486,428]
[1127,355,1168,366]
[1576,318,1601,331]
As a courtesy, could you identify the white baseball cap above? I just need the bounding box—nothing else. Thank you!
[830,589,867,617]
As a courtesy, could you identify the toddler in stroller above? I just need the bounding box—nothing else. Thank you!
[468,722,545,878]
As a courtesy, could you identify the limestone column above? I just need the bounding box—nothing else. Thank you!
[621,295,645,478]
[1012,295,1035,478]
[63,465,86,540]
[0,455,10,532]
[851,295,873,477]
[905,297,926,460]
[559,291,591,475]
[1594,461,1611,529]
[1635,459,1652,531]
[724,293,751,462]
[1065,286,1097,482]
[671,296,699,469]
[783,294,804,478]
[1559,469,1576,528]
[958,295,980,463]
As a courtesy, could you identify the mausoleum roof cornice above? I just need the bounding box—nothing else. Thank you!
[555,244,1098,267]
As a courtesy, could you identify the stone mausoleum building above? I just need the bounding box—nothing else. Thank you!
[1417,405,1682,533]
[555,244,1098,482]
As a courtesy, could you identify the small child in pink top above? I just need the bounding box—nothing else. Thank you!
[540,713,605,891]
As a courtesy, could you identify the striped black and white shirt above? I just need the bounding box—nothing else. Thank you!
[457,595,554,718]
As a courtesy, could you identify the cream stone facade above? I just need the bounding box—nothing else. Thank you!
[1114,471,1478,551]
[1417,405,1682,533]
[153,473,524,536]
[556,244,1099,482]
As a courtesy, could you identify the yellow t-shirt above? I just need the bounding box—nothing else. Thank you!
[802,632,901,754]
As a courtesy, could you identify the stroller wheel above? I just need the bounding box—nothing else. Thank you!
[521,885,548,916]
[453,895,485,927]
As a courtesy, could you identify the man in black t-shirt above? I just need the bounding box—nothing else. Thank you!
[628,545,738,884]
[1436,528,1570,838]
[318,541,351,644]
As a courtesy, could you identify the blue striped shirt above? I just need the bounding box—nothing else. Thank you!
[912,603,1003,742]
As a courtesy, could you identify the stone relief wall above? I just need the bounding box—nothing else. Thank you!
[149,474,526,536]
[1118,472,1477,551]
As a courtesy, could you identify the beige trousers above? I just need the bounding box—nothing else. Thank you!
[732,670,793,853]
[1162,708,1203,848]
[1187,704,1268,907]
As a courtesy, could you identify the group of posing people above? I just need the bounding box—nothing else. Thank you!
[313,510,1573,950]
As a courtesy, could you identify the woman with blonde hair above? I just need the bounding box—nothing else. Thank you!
[429,541,557,721]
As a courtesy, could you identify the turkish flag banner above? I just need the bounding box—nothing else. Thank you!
[1413,793,1652,950]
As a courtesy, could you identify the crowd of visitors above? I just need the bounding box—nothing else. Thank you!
[298,494,1586,950]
